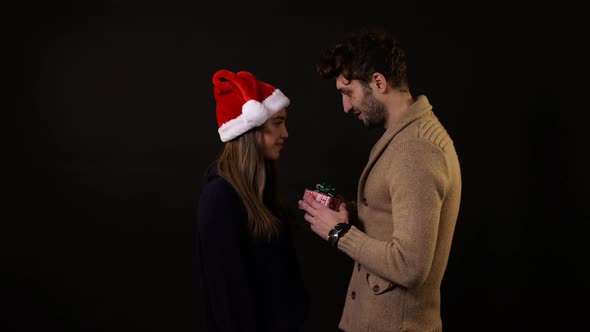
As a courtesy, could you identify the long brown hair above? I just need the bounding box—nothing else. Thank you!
[217,128,284,241]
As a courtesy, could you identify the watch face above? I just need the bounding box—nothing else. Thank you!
[328,224,350,247]
[327,229,337,244]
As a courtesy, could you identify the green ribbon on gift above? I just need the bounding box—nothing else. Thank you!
[316,183,336,197]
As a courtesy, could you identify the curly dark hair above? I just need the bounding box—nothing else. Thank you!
[316,26,408,89]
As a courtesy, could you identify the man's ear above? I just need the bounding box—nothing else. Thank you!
[372,72,387,92]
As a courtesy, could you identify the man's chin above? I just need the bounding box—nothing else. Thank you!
[364,120,382,129]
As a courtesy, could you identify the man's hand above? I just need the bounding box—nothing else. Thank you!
[298,195,349,240]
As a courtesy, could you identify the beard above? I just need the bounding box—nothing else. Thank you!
[356,90,387,128]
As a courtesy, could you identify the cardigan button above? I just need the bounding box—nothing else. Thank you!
[357,263,361,272]
[372,285,380,293]
[351,291,356,300]
[361,197,368,206]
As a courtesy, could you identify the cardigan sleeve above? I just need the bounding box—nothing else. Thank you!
[338,138,449,288]
[197,178,259,331]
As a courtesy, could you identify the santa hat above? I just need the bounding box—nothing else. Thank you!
[212,69,290,142]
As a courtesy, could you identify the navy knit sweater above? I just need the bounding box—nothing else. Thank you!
[196,163,308,332]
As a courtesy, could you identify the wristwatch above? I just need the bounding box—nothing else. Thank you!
[327,223,351,247]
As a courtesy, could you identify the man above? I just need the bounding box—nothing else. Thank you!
[298,27,462,331]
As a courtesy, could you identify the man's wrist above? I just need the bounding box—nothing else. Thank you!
[327,223,351,247]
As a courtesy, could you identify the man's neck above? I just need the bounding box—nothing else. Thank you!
[384,90,415,129]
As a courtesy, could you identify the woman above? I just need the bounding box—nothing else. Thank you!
[197,69,308,332]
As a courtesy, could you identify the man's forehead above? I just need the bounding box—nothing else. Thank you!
[336,75,353,89]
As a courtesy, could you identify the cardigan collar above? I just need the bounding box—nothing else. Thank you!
[357,95,433,196]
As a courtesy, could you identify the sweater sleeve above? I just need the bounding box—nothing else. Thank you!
[197,178,258,331]
[338,138,449,288]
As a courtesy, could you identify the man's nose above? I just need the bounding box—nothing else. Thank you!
[343,97,352,113]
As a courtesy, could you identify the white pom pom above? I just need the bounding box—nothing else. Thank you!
[241,100,269,127]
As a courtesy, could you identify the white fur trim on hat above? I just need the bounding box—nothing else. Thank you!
[218,100,267,142]
[262,89,290,113]
[218,91,290,142]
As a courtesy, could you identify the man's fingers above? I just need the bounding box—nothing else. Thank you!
[303,195,323,210]
[338,202,347,212]
[299,198,318,213]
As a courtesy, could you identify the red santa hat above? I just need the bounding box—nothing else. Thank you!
[212,69,290,142]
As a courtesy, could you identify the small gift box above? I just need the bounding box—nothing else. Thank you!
[303,183,343,211]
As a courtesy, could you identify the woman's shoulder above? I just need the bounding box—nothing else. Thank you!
[200,175,239,203]
[200,160,236,197]
[198,174,246,227]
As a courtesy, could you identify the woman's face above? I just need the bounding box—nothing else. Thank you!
[261,109,288,161]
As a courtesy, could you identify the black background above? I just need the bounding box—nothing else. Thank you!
[6,1,588,331]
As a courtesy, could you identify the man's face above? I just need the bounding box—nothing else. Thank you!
[336,75,387,128]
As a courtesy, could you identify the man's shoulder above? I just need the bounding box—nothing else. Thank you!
[397,114,454,153]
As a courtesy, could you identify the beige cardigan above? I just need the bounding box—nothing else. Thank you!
[337,95,462,332]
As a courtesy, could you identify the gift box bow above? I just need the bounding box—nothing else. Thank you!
[315,183,337,197]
